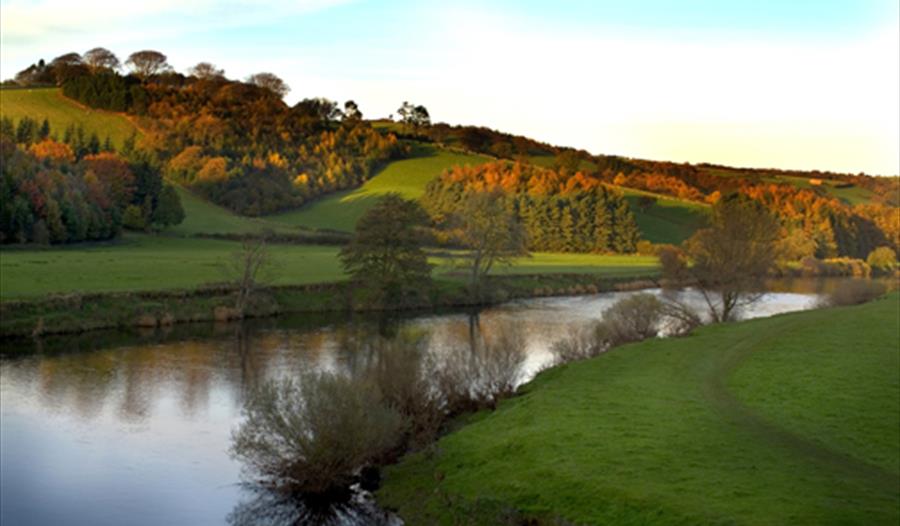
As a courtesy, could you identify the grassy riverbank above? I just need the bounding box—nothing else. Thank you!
[0,234,657,299]
[378,294,900,525]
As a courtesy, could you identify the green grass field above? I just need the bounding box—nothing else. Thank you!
[169,186,296,236]
[0,235,344,298]
[0,236,657,299]
[379,295,900,525]
[268,146,489,232]
[619,188,710,244]
[0,87,139,148]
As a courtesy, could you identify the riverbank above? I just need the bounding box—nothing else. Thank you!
[0,273,659,339]
[377,293,900,525]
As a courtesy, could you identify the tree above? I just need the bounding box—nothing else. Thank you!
[83,47,120,71]
[151,185,185,228]
[339,194,432,307]
[867,246,897,272]
[125,50,171,79]
[343,100,362,121]
[453,190,528,300]
[225,236,271,314]
[246,72,289,98]
[397,101,430,128]
[663,195,780,322]
[188,62,225,80]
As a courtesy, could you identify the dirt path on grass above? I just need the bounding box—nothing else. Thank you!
[702,316,900,493]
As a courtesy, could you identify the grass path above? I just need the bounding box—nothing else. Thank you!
[379,295,900,525]
[705,318,899,493]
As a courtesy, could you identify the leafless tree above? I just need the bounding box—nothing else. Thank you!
[125,50,172,79]
[662,196,780,322]
[246,72,290,98]
[83,47,120,71]
[188,62,225,80]
[225,237,271,313]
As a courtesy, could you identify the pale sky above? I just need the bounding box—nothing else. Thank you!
[2,0,898,175]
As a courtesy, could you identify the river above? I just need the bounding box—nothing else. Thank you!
[0,282,834,525]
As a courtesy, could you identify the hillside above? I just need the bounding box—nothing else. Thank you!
[700,166,877,206]
[0,87,139,148]
[170,186,296,236]
[268,145,490,232]
[380,294,900,525]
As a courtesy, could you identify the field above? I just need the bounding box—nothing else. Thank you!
[0,87,139,148]
[620,189,709,245]
[169,186,296,236]
[0,236,658,299]
[379,295,900,525]
[268,146,489,232]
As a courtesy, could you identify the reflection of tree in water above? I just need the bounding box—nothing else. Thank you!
[227,486,400,526]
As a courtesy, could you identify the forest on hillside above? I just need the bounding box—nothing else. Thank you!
[5,47,899,258]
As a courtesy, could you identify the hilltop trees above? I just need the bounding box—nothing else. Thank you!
[187,62,225,80]
[83,48,120,72]
[339,194,432,307]
[125,50,171,79]
[397,101,430,129]
[246,72,290,98]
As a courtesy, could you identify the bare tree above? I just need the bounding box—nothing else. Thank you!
[225,237,271,313]
[125,50,171,79]
[663,196,780,322]
[246,72,290,98]
[188,62,225,80]
[453,190,528,300]
[83,47,120,71]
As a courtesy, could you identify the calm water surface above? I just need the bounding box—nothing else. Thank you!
[0,284,827,525]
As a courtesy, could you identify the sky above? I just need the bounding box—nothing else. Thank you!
[1,0,898,175]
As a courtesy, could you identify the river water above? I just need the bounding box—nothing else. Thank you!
[0,283,831,525]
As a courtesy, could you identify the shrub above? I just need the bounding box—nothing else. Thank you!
[230,373,406,497]
[550,326,605,364]
[867,246,898,273]
[598,293,665,346]
[430,322,527,414]
[121,204,146,231]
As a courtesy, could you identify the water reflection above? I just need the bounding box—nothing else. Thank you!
[0,286,826,526]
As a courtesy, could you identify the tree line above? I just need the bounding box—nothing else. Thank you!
[421,161,640,253]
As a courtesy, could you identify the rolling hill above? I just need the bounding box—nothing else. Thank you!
[2,88,707,245]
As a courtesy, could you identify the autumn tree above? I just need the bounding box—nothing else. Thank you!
[246,72,290,98]
[125,50,171,79]
[453,190,528,300]
[83,47,120,71]
[339,194,432,307]
[867,246,897,273]
[188,62,225,80]
[663,195,780,322]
